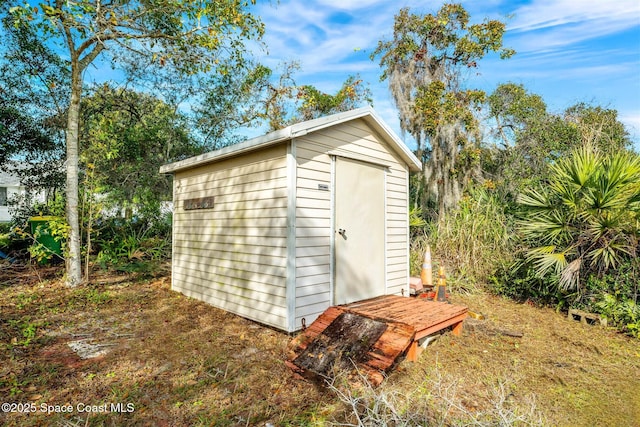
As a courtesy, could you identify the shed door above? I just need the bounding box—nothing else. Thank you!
[334,157,385,305]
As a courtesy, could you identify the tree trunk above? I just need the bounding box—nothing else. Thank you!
[428,124,463,219]
[65,68,83,287]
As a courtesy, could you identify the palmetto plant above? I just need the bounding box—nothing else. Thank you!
[517,146,640,290]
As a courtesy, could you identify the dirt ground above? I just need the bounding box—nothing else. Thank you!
[0,264,638,426]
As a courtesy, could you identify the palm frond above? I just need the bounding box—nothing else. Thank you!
[559,258,582,291]
[588,237,635,271]
[525,245,569,278]
[518,210,575,245]
[551,145,599,189]
[516,189,551,209]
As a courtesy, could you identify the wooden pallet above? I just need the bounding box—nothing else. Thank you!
[287,295,468,385]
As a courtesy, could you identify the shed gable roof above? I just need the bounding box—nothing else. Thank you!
[160,107,421,174]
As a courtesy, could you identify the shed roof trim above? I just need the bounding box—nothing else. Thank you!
[160,107,421,174]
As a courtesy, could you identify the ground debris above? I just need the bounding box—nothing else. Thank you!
[67,339,114,359]
[465,318,524,338]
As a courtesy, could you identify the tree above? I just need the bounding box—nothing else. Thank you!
[487,82,548,148]
[563,102,631,155]
[487,83,634,194]
[195,62,372,147]
[0,12,68,196]
[517,146,640,291]
[0,104,64,194]
[296,75,372,122]
[372,4,514,216]
[0,12,70,116]
[487,83,572,192]
[5,0,263,286]
[80,84,197,213]
[78,84,197,279]
[194,61,300,148]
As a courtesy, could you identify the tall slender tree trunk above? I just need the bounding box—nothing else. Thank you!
[65,67,83,287]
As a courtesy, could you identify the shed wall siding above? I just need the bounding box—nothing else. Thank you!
[171,144,289,330]
[293,119,410,328]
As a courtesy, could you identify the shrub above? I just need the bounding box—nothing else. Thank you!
[0,223,11,248]
[94,212,172,273]
[412,185,516,292]
[517,146,640,291]
[585,259,639,337]
[489,257,565,308]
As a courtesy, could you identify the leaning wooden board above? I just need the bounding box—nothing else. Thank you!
[286,306,415,386]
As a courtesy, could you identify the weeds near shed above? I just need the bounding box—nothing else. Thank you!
[326,365,544,426]
[411,186,516,292]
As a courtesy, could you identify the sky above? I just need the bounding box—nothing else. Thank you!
[249,0,640,149]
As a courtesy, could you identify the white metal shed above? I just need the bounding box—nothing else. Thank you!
[160,107,421,332]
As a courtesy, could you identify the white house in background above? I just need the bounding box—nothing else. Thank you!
[160,107,422,332]
[0,168,46,223]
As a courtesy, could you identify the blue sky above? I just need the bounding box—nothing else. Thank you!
[251,0,640,149]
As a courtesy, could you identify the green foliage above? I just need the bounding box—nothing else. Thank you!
[372,3,513,216]
[0,223,10,248]
[0,104,64,191]
[94,213,172,274]
[486,84,634,195]
[517,146,640,291]
[596,295,639,338]
[584,260,640,337]
[297,75,373,122]
[196,63,373,146]
[412,185,515,290]
[0,9,70,115]
[195,62,295,148]
[564,103,632,154]
[80,84,198,212]
[4,0,265,286]
[489,257,565,307]
[7,317,44,347]
[0,10,68,195]
[415,81,486,136]
[67,286,112,309]
[409,206,427,230]
[7,1,264,75]
[373,4,514,83]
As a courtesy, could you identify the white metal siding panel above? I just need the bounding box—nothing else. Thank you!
[171,144,289,330]
[286,140,297,332]
[293,119,411,328]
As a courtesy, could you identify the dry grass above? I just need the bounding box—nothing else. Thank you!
[1,265,639,426]
[404,293,640,427]
[0,267,333,426]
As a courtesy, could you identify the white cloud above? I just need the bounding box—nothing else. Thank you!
[255,1,421,76]
[507,0,640,52]
[314,0,389,10]
[251,0,639,146]
[509,0,639,32]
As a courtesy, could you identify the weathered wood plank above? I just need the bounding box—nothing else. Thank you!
[287,295,467,386]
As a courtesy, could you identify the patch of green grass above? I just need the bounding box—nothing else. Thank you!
[0,374,30,397]
[6,317,47,347]
[67,287,111,308]
[15,292,39,310]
